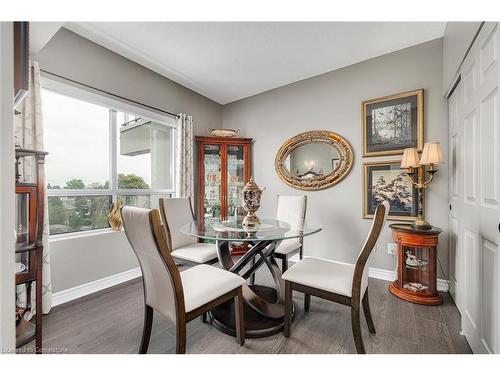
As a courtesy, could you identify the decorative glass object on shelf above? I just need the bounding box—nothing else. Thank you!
[203,144,222,220]
[16,192,30,246]
[15,192,30,275]
[16,253,29,275]
[402,246,430,293]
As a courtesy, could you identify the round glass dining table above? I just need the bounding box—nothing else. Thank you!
[181,218,322,338]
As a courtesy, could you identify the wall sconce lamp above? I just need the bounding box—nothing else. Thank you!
[401,142,444,230]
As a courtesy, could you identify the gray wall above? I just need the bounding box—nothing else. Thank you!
[37,28,222,294]
[223,39,449,276]
[35,28,222,135]
[442,22,482,94]
[49,231,138,293]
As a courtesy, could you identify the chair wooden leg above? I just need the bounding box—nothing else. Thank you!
[282,257,288,273]
[284,281,292,337]
[176,319,187,354]
[351,300,366,354]
[139,305,153,354]
[304,293,311,312]
[234,287,245,346]
[362,290,376,334]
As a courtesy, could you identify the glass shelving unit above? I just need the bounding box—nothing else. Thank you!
[196,136,252,254]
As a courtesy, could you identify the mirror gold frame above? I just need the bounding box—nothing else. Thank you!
[275,130,354,191]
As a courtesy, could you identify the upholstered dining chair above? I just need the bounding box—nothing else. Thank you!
[249,195,307,285]
[273,195,308,272]
[159,197,218,264]
[121,206,246,354]
[282,201,389,354]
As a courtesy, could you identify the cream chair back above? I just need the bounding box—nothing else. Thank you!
[121,206,184,323]
[159,197,198,251]
[276,195,307,230]
[353,201,390,298]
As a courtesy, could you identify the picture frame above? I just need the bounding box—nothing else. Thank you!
[363,161,419,221]
[362,89,424,157]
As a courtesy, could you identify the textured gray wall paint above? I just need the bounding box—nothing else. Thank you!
[223,39,449,277]
[35,27,222,135]
[442,22,482,94]
[37,28,222,294]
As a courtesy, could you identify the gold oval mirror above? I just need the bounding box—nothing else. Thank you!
[275,130,354,190]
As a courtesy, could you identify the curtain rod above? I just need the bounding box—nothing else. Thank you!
[40,69,180,119]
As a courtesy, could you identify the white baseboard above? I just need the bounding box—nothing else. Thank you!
[52,267,142,307]
[368,267,395,282]
[368,266,449,292]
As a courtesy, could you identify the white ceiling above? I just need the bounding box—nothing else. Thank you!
[30,22,65,54]
[65,22,446,104]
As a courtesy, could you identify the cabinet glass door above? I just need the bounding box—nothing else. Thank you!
[402,246,430,294]
[203,144,222,220]
[226,145,245,219]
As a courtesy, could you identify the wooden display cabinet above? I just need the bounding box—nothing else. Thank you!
[196,136,252,255]
[389,223,443,305]
[15,147,48,353]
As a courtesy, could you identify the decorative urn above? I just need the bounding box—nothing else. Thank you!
[242,177,263,227]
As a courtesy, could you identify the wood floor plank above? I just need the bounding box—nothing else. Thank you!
[415,317,455,354]
[367,334,420,354]
[440,293,472,353]
[381,291,418,343]
[280,295,354,354]
[413,301,445,323]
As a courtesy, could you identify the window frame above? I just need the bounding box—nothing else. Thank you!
[42,76,177,236]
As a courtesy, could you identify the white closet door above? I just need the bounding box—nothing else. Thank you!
[449,22,500,354]
[448,78,462,310]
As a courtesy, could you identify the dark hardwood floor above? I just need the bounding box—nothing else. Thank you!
[24,264,472,354]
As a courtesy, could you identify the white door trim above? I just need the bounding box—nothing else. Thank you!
[0,22,16,352]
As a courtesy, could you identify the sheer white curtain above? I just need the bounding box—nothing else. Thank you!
[175,113,194,199]
[14,61,52,314]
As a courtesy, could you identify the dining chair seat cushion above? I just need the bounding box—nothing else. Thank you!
[274,238,302,255]
[282,257,368,298]
[180,265,246,312]
[171,243,218,264]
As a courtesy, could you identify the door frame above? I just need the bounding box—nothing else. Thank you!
[0,22,16,351]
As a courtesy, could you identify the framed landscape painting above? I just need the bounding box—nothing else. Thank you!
[362,89,424,157]
[363,161,419,221]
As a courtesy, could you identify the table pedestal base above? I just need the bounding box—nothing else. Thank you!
[208,285,294,338]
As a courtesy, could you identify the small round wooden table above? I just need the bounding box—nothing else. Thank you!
[388,223,443,305]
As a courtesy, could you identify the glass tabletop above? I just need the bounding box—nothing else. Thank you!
[181,218,322,242]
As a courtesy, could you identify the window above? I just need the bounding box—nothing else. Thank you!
[43,82,176,235]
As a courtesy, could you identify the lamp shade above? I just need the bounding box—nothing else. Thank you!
[420,142,444,165]
[401,147,420,168]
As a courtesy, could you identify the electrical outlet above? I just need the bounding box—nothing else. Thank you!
[387,242,397,255]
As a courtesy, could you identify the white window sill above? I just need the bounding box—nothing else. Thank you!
[49,228,124,243]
